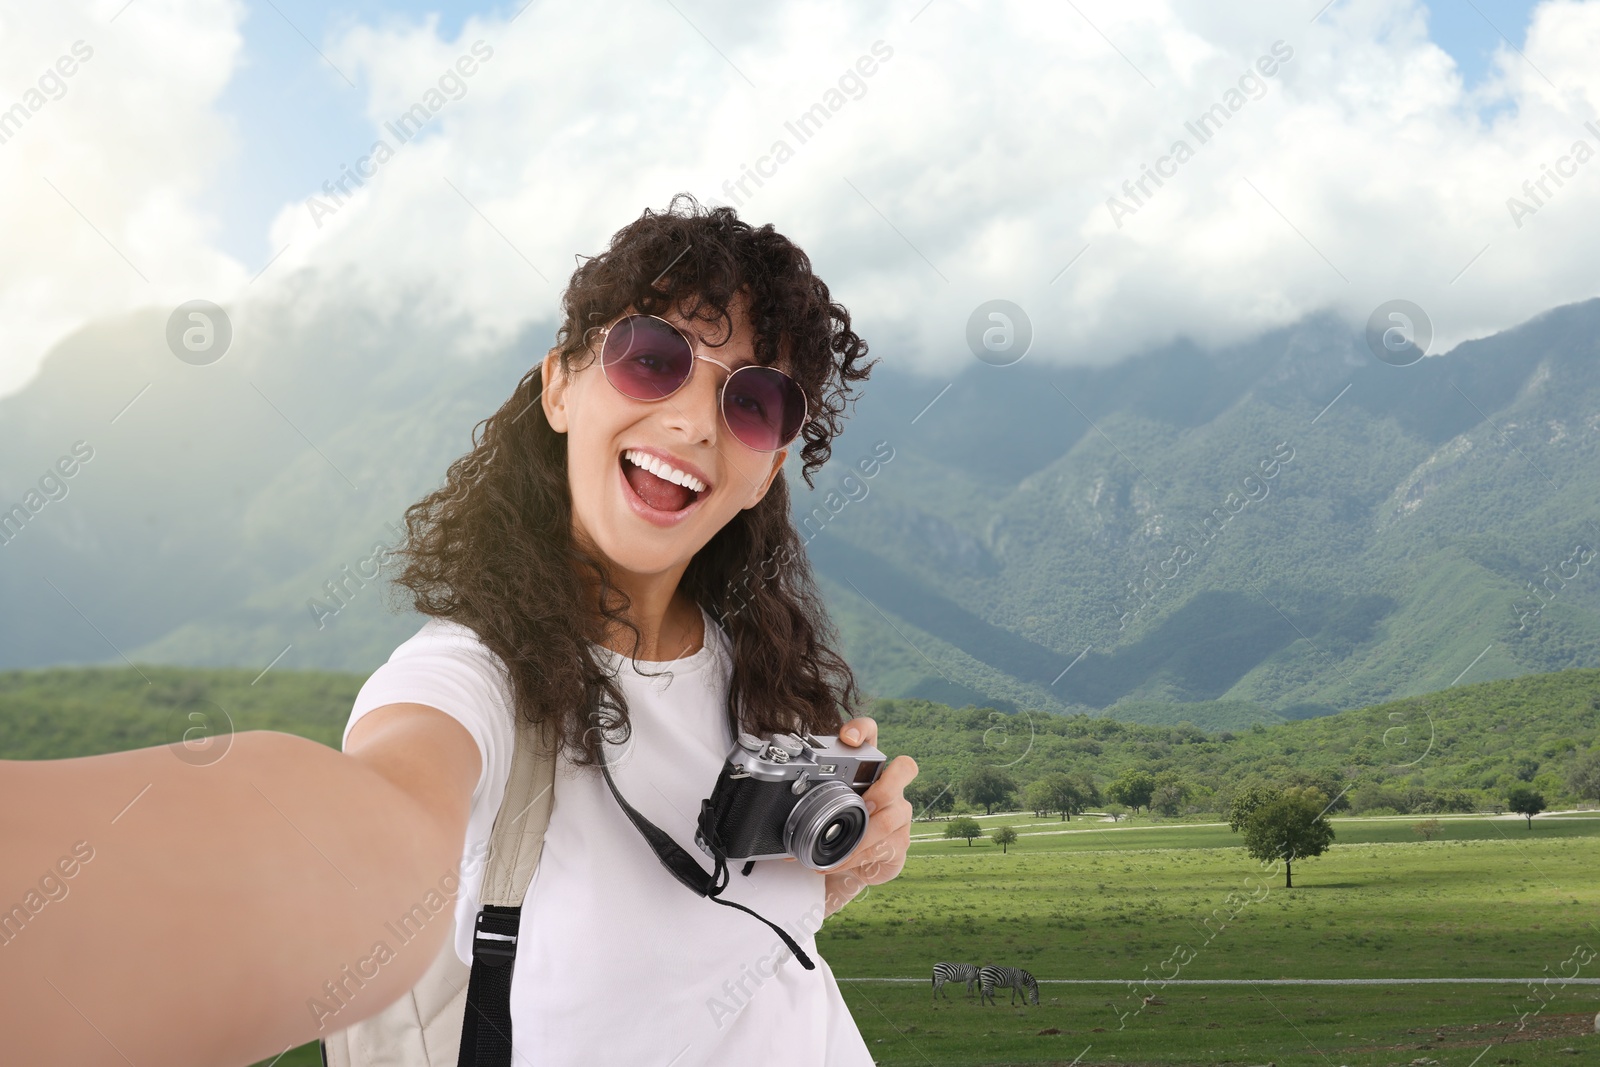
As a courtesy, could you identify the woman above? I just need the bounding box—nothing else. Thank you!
[0,194,917,1066]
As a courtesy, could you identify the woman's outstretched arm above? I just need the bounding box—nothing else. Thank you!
[0,705,479,1067]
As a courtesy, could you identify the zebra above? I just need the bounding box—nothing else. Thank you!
[930,962,979,1000]
[978,964,1039,1006]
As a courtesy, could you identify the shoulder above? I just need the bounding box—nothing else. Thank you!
[373,617,512,688]
[401,615,504,659]
[345,616,517,806]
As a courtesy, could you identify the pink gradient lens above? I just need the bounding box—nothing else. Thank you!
[600,315,805,452]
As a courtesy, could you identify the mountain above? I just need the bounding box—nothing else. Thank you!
[812,300,1600,718]
[2,286,1598,725]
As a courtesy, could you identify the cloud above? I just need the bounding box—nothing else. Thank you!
[5,0,1600,400]
[0,0,247,398]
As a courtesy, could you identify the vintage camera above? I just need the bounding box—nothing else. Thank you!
[695,730,886,872]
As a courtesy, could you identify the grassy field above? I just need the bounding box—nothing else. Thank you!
[256,813,1600,1067]
[820,812,1600,1065]
[9,662,1590,1064]
[3,660,1592,1065]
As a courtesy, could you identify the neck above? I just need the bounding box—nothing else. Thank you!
[594,560,703,662]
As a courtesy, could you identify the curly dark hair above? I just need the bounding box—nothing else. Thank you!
[388,192,878,765]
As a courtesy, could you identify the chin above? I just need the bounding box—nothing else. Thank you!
[599,537,696,577]
[587,506,722,576]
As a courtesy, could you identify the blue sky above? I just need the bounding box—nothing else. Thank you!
[207,0,1544,269]
[203,0,499,270]
[14,0,1590,403]
[1426,0,1540,81]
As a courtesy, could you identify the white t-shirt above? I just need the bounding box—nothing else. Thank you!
[343,604,875,1066]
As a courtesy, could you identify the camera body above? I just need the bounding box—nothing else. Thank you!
[696,730,886,872]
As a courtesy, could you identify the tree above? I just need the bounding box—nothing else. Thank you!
[1281,784,1330,811]
[1412,818,1442,841]
[944,817,983,846]
[1287,770,1350,812]
[1507,787,1546,828]
[1103,802,1128,822]
[1151,774,1191,817]
[1107,770,1156,814]
[907,776,954,819]
[991,826,1018,853]
[1348,782,1402,814]
[1567,749,1600,803]
[1034,772,1087,821]
[1226,784,1281,832]
[961,766,1016,816]
[1239,795,1335,888]
[1023,778,1054,817]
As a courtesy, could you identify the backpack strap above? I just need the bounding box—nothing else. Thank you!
[456,715,557,1067]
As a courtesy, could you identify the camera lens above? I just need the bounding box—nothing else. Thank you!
[783,781,869,871]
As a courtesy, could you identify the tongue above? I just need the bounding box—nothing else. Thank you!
[624,460,695,512]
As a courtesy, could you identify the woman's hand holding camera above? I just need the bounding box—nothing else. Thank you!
[820,715,916,916]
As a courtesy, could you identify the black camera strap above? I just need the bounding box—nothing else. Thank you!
[591,702,817,971]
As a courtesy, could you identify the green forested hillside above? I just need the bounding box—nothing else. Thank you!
[0,664,356,760]
[812,301,1600,718]
[5,661,1595,818]
[4,296,1599,729]
[867,667,1600,815]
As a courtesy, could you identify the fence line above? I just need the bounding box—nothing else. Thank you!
[838,977,1600,985]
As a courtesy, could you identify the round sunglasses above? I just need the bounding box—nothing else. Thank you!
[592,313,808,453]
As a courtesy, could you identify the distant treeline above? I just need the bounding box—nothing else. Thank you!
[867,668,1600,817]
[2,663,1596,817]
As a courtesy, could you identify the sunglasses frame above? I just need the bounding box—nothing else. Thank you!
[589,312,809,454]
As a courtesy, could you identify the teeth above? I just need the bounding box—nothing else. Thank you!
[624,449,706,493]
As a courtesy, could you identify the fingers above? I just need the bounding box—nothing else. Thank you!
[863,758,916,816]
[863,755,916,841]
[828,780,917,890]
[838,716,878,747]
[853,808,911,884]
[861,761,915,870]
[849,789,911,854]
[865,753,918,803]
[840,718,918,814]
[771,736,918,892]
[870,794,913,839]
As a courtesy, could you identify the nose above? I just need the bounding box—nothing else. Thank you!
[658,353,725,443]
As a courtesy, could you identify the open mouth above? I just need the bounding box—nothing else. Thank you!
[620,448,707,514]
